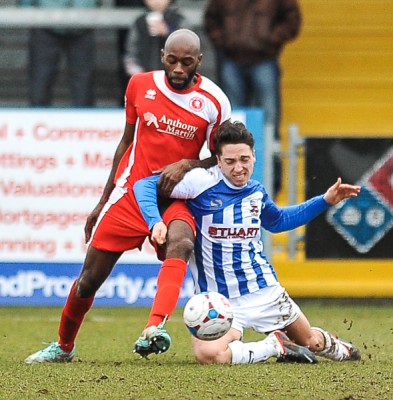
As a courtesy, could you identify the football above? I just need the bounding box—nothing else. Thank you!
[183,291,233,341]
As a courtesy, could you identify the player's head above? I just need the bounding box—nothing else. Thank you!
[214,120,256,187]
[161,29,202,90]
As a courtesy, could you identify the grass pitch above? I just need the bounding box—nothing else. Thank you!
[0,300,392,400]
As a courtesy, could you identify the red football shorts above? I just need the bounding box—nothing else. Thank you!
[91,186,195,256]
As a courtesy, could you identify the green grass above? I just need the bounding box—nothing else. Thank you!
[0,300,392,400]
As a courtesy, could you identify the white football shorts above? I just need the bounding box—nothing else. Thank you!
[230,284,301,335]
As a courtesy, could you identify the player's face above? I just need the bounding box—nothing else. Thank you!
[161,47,202,90]
[217,144,255,187]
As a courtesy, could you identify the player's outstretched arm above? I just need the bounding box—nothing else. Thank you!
[323,177,361,206]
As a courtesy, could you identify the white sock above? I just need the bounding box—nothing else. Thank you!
[312,327,350,361]
[228,338,280,364]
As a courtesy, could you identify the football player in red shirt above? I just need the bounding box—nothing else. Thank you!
[25,29,231,364]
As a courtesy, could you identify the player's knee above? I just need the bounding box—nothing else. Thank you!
[166,222,194,259]
[192,337,231,364]
[75,276,98,298]
[193,344,226,365]
[175,235,194,255]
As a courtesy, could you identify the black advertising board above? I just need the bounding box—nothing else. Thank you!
[305,138,393,259]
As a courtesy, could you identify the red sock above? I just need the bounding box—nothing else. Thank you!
[146,258,187,328]
[58,280,94,352]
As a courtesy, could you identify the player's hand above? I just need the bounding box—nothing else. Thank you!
[323,177,361,205]
[154,159,191,196]
[151,221,167,245]
[84,203,105,243]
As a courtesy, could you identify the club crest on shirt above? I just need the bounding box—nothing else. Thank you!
[189,97,205,112]
[145,89,157,100]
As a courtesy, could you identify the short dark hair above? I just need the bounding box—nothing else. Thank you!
[213,120,255,155]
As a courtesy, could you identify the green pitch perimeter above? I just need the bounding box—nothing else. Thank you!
[0,302,392,400]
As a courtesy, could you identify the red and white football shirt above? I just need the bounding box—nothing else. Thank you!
[115,70,232,187]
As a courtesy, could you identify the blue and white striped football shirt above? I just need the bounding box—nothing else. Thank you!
[134,166,329,299]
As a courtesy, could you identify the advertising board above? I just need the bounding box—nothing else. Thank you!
[0,108,263,305]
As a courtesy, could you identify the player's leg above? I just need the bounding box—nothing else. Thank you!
[191,327,242,364]
[57,189,146,355]
[228,331,318,365]
[191,288,317,365]
[25,189,146,364]
[134,201,195,357]
[284,310,361,361]
[227,288,317,364]
[25,246,121,364]
[134,220,192,357]
[283,311,325,351]
[311,327,361,361]
[57,245,122,352]
[145,223,194,327]
[191,327,290,365]
[145,201,195,328]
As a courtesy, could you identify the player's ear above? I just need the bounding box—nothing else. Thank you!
[160,49,165,64]
[197,54,203,67]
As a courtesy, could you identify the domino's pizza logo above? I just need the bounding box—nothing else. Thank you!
[327,147,393,253]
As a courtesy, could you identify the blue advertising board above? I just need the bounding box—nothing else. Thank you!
[0,262,195,307]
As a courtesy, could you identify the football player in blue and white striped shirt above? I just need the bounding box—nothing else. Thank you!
[134,120,362,365]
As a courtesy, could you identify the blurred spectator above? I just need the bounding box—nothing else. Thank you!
[18,0,101,107]
[122,0,186,98]
[204,0,302,196]
[114,0,145,106]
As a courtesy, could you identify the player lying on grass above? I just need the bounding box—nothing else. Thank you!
[133,120,362,364]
